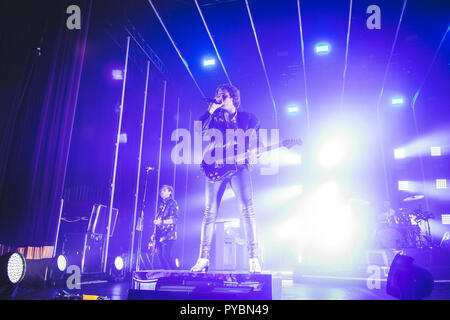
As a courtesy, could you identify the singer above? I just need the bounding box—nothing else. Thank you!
[191,83,262,273]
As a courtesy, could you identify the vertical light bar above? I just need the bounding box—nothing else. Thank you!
[53,198,65,258]
[296,0,311,133]
[129,61,151,274]
[411,24,449,214]
[244,0,278,129]
[151,80,167,268]
[181,111,192,268]
[104,36,131,273]
[172,98,180,194]
[375,0,408,202]
[147,0,206,100]
[194,0,232,84]
[340,0,353,111]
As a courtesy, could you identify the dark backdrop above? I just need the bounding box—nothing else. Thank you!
[0,0,92,257]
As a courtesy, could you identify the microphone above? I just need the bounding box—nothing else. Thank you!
[204,97,222,105]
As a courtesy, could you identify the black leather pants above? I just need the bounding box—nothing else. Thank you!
[198,166,258,260]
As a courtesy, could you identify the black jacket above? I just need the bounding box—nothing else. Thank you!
[155,198,179,242]
[199,108,260,156]
[199,109,260,136]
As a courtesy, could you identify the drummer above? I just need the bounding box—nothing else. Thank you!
[379,200,396,224]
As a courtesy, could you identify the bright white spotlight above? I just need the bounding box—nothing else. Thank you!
[317,135,351,169]
[202,58,216,67]
[391,97,404,105]
[57,255,67,272]
[114,256,124,271]
[394,148,405,159]
[398,181,409,191]
[431,146,441,156]
[436,179,447,189]
[112,69,124,80]
[304,181,361,257]
[1,252,26,285]
[287,105,300,113]
[315,43,330,54]
[442,214,450,225]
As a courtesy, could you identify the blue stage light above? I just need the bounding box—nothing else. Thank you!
[315,43,330,54]
[430,146,441,156]
[112,69,124,80]
[436,179,447,189]
[287,105,300,113]
[391,97,404,105]
[203,58,216,67]
[398,181,409,191]
[394,148,405,159]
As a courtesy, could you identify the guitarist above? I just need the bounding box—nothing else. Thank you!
[191,83,262,273]
[150,185,179,269]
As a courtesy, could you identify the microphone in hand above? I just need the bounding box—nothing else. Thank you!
[205,97,223,114]
[204,97,222,105]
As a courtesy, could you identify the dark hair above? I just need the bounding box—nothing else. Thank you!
[160,185,174,197]
[216,83,241,109]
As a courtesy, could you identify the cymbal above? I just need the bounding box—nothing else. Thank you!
[403,194,424,202]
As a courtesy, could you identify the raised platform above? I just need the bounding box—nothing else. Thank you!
[131,270,279,300]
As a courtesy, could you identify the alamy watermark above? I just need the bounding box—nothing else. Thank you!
[66,5,81,30]
[171,122,281,176]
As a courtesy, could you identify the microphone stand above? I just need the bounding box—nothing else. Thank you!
[136,167,153,271]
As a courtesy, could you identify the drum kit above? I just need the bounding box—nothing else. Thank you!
[376,194,434,250]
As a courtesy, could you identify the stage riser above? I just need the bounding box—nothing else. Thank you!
[131,270,278,300]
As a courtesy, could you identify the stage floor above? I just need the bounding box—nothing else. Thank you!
[11,271,450,300]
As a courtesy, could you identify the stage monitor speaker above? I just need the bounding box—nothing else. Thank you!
[386,253,434,300]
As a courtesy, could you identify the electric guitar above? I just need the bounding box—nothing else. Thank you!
[200,138,303,181]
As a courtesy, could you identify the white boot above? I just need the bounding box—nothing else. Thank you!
[190,258,210,272]
[249,258,262,273]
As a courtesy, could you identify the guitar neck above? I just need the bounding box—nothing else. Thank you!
[223,142,284,164]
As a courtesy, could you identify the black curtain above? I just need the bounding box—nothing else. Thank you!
[0,0,92,255]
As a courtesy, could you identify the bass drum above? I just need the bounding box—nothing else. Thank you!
[376,225,406,249]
